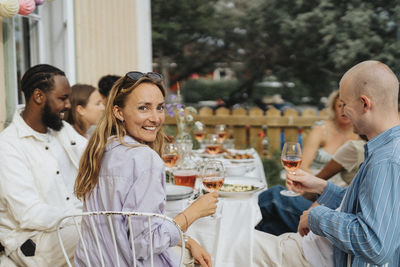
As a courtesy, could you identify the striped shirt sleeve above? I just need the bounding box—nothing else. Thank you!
[309,161,400,266]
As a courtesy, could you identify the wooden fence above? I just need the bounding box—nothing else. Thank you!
[164,106,328,156]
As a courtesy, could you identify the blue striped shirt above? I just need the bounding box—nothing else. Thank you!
[309,124,400,267]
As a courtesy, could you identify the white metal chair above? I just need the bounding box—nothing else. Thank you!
[56,211,185,267]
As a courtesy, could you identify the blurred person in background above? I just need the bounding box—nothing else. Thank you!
[256,90,359,236]
[256,136,366,235]
[301,90,358,177]
[98,74,121,105]
[64,84,105,138]
[0,64,87,266]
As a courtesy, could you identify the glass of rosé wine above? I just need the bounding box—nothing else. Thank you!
[193,121,206,147]
[193,121,206,141]
[215,124,228,143]
[205,134,223,154]
[201,160,225,218]
[280,142,302,197]
[162,143,179,170]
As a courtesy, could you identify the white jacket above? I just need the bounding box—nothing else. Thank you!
[0,107,87,254]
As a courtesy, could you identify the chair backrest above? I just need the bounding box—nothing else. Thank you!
[56,211,185,267]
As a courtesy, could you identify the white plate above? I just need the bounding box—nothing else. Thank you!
[166,185,193,201]
[218,177,265,197]
[198,152,225,158]
[226,158,255,164]
[225,164,248,176]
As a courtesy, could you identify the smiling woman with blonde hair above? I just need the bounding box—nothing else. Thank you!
[74,72,217,267]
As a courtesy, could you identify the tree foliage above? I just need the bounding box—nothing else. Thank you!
[235,0,400,104]
[152,0,400,105]
[152,0,229,86]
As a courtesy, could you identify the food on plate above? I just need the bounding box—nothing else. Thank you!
[224,152,254,160]
[205,144,224,154]
[219,183,257,192]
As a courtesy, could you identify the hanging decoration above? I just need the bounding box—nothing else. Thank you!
[18,0,35,15]
[0,0,20,18]
[34,0,44,6]
[0,0,56,18]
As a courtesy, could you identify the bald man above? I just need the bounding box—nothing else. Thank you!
[253,61,400,267]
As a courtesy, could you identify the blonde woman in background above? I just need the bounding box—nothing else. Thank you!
[74,72,216,267]
[65,84,105,138]
[256,90,359,236]
[301,90,359,175]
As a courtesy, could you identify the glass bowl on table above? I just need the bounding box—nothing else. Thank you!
[223,138,235,150]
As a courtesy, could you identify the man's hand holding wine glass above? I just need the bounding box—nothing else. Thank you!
[286,169,328,195]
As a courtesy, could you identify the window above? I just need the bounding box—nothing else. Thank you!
[14,8,42,104]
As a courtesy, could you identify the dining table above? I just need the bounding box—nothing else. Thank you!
[165,148,268,267]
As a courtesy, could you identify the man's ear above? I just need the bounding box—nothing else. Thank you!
[360,95,371,113]
[112,105,124,122]
[32,88,46,105]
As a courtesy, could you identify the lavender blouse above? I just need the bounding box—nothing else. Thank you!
[75,135,180,267]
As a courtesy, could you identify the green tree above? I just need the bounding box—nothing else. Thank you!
[152,0,228,89]
[236,0,400,104]
[152,0,400,105]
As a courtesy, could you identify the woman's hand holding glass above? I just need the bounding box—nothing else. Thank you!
[187,191,218,219]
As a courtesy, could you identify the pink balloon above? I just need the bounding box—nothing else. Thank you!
[35,0,45,5]
[18,0,36,15]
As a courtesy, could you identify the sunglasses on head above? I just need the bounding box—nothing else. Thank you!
[116,71,164,95]
[125,71,163,83]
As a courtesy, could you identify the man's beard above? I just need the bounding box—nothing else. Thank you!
[42,102,64,131]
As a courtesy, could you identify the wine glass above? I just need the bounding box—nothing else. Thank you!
[280,142,302,197]
[193,121,206,147]
[215,124,227,143]
[201,160,225,218]
[205,134,222,154]
[162,143,179,169]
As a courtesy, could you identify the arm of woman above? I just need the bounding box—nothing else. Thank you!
[174,191,218,232]
[301,160,344,200]
[186,238,212,267]
[315,160,344,180]
[120,148,183,261]
[300,124,324,173]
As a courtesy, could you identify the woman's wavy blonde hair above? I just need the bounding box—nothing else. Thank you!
[74,75,166,201]
[325,90,340,120]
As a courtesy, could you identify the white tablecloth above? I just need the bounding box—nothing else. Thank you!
[166,148,267,267]
[188,195,261,267]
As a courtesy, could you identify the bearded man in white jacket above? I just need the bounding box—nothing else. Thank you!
[0,64,87,266]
